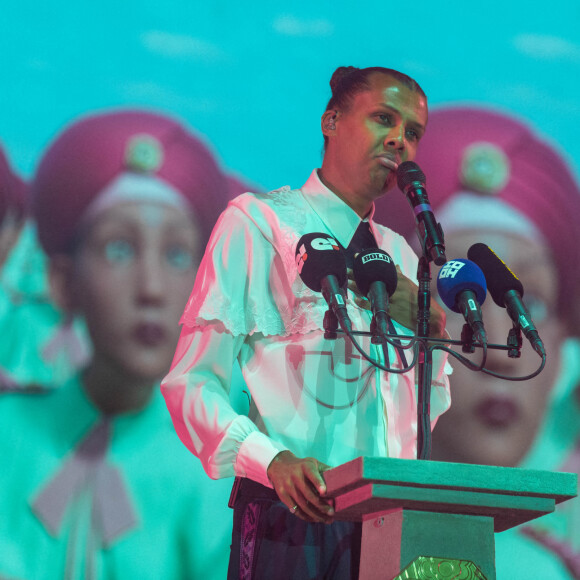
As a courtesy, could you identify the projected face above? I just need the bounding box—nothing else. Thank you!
[63,201,200,383]
[323,73,427,206]
[431,229,564,467]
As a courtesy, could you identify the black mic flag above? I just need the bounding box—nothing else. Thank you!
[467,243,546,357]
[295,233,352,333]
[353,249,398,339]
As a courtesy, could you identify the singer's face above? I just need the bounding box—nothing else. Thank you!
[53,201,200,383]
[431,230,564,468]
[323,74,428,207]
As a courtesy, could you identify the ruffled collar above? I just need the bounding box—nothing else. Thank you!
[300,170,377,249]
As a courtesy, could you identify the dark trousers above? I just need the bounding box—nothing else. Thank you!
[228,479,362,580]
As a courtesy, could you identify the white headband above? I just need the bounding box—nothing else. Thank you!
[82,171,188,223]
[437,192,543,242]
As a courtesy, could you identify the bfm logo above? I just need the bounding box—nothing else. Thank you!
[362,253,391,265]
[439,260,465,279]
[295,237,339,274]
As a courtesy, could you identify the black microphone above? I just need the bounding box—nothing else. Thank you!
[437,259,487,344]
[353,249,398,339]
[295,233,352,333]
[397,161,446,265]
[467,243,546,357]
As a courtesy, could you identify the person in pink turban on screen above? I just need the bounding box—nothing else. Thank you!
[0,143,26,269]
[0,109,251,580]
[374,106,580,579]
[0,142,41,391]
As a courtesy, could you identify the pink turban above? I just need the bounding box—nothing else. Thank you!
[31,110,235,255]
[374,106,580,331]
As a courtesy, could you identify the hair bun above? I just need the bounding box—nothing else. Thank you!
[329,66,359,94]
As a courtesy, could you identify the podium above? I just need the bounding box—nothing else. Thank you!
[324,457,577,580]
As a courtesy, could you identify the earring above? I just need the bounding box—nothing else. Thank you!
[325,117,336,130]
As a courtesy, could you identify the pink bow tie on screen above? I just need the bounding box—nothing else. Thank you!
[32,418,138,545]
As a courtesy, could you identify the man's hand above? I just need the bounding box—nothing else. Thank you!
[267,450,335,524]
[347,265,447,339]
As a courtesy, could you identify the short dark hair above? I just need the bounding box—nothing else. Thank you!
[323,66,427,149]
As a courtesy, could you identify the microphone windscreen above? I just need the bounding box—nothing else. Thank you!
[467,243,524,306]
[397,161,426,191]
[295,233,347,292]
[353,249,398,297]
[437,259,487,313]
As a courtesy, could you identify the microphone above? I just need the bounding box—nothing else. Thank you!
[467,243,546,357]
[295,233,352,333]
[353,249,398,339]
[397,161,446,265]
[437,259,487,344]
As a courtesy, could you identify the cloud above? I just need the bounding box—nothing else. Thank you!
[272,15,334,37]
[120,81,218,113]
[481,81,580,116]
[141,31,226,62]
[513,34,580,63]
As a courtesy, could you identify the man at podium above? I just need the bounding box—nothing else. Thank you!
[162,65,452,579]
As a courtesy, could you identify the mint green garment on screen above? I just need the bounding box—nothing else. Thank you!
[0,373,234,579]
[0,222,89,387]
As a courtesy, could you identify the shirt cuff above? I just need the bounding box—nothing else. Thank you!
[235,431,289,488]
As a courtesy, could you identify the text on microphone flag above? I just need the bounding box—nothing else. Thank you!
[312,236,340,251]
[439,260,467,279]
[361,252,392,265]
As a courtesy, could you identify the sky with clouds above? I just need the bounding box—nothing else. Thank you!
[1,0,578,190]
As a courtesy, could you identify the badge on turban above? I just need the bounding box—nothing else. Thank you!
[124,134,164,173]
[459,142,511,195]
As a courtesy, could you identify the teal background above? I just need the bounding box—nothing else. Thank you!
[1,0,578,188]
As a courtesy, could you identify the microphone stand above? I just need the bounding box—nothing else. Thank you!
[323,308,339,339]
[416,256,433,460]
[332,324,544,461]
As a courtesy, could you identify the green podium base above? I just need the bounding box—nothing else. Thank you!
[359,509,493,579]
[323,457,577,580]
